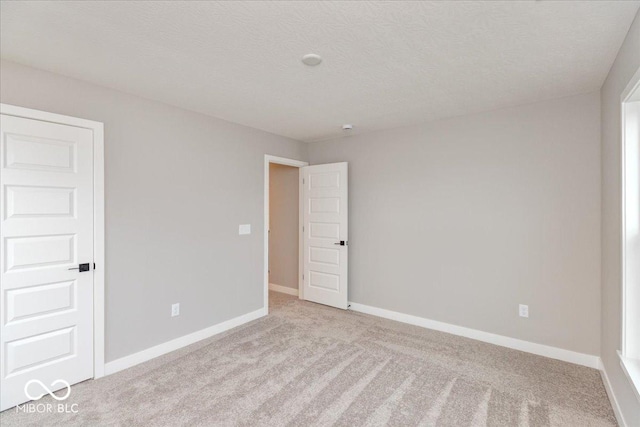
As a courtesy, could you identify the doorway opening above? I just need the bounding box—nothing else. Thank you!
[264,155,350,313]
[264,155,307,313]
[269,164,301,296]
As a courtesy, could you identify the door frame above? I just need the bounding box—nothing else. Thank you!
[264,155,308,313]
[0,103,105,379]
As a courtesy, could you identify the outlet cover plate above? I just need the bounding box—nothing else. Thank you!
[519,304,529,318]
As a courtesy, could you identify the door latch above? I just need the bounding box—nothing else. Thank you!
[69,263,90,272]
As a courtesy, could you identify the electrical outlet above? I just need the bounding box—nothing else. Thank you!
[519,304,529,318]
[171,303,180,317]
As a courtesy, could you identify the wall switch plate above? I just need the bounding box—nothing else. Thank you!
[171,303,180,317]
[239,224,251,235]
[519,304,529,318]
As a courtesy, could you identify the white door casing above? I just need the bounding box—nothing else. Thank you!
[0,114,95,411]
[302,163,348,309]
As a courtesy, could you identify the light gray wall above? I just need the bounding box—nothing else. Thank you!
[0,60,307,362]
[269,163,299,290]
[309,92,602,356]
[600,11,640,426]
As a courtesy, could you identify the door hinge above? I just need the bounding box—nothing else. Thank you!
[303,178,305,184]
[93,262,96,270]
[302,274,304,280]
[302,226,304,232]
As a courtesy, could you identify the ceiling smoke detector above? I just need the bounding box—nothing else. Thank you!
[342,124,353,131]
[301,54,322,66]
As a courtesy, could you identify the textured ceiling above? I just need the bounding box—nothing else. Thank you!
[1,1,639,142]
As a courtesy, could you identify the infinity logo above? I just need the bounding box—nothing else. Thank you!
[24,379,71,401]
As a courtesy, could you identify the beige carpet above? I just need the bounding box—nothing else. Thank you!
[1,292,616,426]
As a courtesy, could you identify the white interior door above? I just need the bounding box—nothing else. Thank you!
[0,114,94,411]
[302,163,348,309]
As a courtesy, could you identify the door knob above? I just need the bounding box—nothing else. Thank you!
[69,263,90,272]
[334,241,346,246]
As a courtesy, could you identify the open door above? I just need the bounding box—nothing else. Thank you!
[301,163,348,309]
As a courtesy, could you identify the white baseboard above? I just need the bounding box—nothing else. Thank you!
[269,283,299,296]
[600,359,627,427]
[104,307,266,375]
[348,302,600,369]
